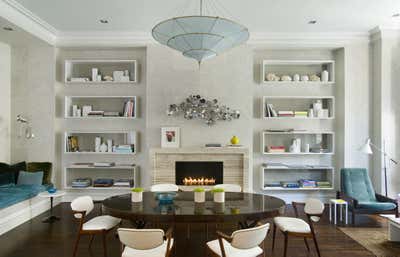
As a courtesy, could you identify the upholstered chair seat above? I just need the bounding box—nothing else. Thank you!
[121,239,174,257]
[82,215,121,231]
[273,217,311,233]
[206,239,263,257]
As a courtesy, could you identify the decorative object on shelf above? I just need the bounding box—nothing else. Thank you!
[321,70,329,82]
[99,142,108,153]
[67,136,79,152]
[131,188,144,203]
[103,75,113,81]
[300,75,309,82]
[293,74,300,82]
[205,143,222,147]
[310,74,321,81]
[82,105,92,117]
[212,188,225,203]
[72,105,78,117]
[16,115,35,139]
[313,100,322,117]
[308,108,314,118]
[230,136,240,145]
[359,138,398,197]
[161,127,180,148]
[113,71,124,82]
[194,187,206,203]
[304,143,310,153]
[281,75,292,81]
[289,138,301,153]
[107,139,113,153]
[152,0,249,64]
[266,73,280,81]
[95,137,101,152]
[91,68,98,82]
[167,95,240,125]
[76,108,82,117]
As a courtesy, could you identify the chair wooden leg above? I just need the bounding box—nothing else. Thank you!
[102,231,108,257]
[304,237,310,251]
[312,233,321,257]
[352,211,355,225]
[272,223,276,251]
[88,234,95,248]
[72,233,81,257]
[283,233,288,257]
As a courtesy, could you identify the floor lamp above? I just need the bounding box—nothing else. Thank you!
[359,138,398,197]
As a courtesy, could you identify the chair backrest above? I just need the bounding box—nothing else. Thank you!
[118,228,164,250]
[213,184,242,192]
[70,196,94,218]
[341,168,376,202]
[150,183,179,192]
[231,223,270,249]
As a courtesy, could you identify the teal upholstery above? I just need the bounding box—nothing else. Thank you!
[341,168,376,202]
[357,201,396,211]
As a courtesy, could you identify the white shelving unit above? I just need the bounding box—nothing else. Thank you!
[262,96,335,120]
[64,59,138,84]
[64,96,137,119]
[261,131,335,155]
[64,131,137,155]
[261,60,335,85]
[261,166,334,191]
[63,164,139,191]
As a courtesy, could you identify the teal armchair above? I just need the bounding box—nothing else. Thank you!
[338,168,398,225]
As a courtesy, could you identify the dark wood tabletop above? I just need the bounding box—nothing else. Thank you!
[102,192,286,224]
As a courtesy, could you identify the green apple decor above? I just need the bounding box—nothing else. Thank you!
[131,187,144,202]
[211,188,225,203]
[194,187,206,203]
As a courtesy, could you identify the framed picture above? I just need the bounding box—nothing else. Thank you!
[161,127,180,148]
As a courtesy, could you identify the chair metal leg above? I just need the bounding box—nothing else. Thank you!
[88,234,95,248]
[312,233,321,257]
[72,233,81,257]
[304,237,310,251]
[102,232,108,257]
[283,233,288,257]
[272,223,276,251]
[352,211,356,225]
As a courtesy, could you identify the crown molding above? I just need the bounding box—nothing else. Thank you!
[0,0,57,45]
[369,26,400,42]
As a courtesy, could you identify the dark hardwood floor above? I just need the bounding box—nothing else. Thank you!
[0,202,384,257]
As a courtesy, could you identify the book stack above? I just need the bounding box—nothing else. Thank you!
[317,181,332,188]
[93,178,114,187]
[265,103,278,117]
[264,182,281,188]
[87,110,105,117]
[299,179,317,188]
[93,162,115,167]
[71,178,91,188]
[114,145,134,154]
[103,111,120,117]
[281,182,300,188]
[278,111,294,117]
[114,179,134,187]
[66,136,79,152]
[123,100,135,117]
[294,111,308,118]
[267,146,285,153]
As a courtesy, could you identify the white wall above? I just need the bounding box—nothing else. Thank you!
[0,42,11,162]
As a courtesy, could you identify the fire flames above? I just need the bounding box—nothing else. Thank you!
[182,177,216,186]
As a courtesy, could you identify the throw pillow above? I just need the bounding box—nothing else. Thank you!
[27,162,52,185]
[17,171,44,185]
[0,162,26,184]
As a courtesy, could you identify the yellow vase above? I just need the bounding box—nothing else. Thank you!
[230,136,239,145]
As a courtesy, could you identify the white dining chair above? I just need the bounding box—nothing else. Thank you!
[118,227,174,257]
[213,184,242,192]
[150,183,179,192]
[71,196,121,257]
[272,198,324,257]
[206,222,270,257]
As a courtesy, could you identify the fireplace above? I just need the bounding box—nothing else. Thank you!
[175,161,223,186]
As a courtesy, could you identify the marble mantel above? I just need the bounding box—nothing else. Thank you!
[150,147,250,192]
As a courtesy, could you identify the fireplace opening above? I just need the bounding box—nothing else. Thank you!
[175,161,223,186]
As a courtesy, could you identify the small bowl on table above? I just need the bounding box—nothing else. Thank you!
[47,187,57,194]
[156,192,177,205]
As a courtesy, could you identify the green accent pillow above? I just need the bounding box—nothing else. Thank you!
[17,171,44,185]
[27,162,52,185]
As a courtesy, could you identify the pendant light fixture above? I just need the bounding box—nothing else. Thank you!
[151,0,249,64]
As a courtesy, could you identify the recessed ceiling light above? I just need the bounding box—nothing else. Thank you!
[392,13,400,18]
[308,20,317,24]
[3,27,14,31]
[99,19,109,24]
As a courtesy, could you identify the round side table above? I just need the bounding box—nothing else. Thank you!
[38,191,66,223]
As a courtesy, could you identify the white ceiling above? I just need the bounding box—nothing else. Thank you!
[11,0,400,34]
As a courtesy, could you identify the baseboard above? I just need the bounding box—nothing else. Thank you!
[0,196,61,235]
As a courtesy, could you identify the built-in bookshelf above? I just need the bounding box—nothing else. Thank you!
[64,131,137,155]
[64,96,137,119]
[64,59,137,84]
[261,165,334,191]
[262,96,335,120]
[261,60,335,85]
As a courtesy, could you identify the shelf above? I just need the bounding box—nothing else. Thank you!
[65,186,132,190]
[66,164,136,169]
[65,117,137,120]
[263,152,333,155]
[262,187,333,191]
[64,152,136,155]
[65,81,136,85]
[262,81,335,86]
[262,166,334,170]
[263,117,334,120]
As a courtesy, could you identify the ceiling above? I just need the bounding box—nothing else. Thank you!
[0,16,49,46]
[10,0,400,34]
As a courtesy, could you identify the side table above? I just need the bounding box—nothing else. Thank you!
[38,191,66,223]
[329,199,348,225]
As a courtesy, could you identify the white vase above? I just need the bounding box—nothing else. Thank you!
[107,139,113,153]
[293,74,300,82]
[95,137,101,152]
[321,70,329,82]
[99,142,107,153]
[213,192,225,203]
[131,192,143,202]
[194,191,205,203]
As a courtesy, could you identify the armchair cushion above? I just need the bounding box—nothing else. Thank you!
[122,239,174,257]
[357,201,397,211]
[207,238,262,257]
[341,168,376,202]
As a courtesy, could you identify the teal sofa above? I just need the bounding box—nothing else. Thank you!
[338,168,398,225]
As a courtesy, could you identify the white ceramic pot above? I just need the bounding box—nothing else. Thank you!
[321,70,329,82]
[213,192,225,203]
[194,191,205,203]
[131,192,143,202]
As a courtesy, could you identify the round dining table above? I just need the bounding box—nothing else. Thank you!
[102,191,286,226]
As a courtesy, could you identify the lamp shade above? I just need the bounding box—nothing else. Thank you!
[359,139,373,154]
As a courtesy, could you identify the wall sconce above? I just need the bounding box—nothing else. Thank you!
[16,115,35,139]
